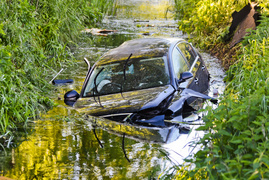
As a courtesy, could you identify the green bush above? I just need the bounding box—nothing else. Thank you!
[173,0,269,179]
[175,0,249,48]
[0,0,114,144]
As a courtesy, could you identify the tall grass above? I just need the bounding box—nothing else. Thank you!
[174,0,249,48]
[0,0,115,146]
[172,0,269,179]
[90,0,116,16]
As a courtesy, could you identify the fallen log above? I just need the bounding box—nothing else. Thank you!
[81,28,117,36]
[227,2,261,48]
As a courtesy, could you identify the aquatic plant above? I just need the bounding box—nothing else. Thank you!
[173,0,269,179]
[0,0,115,146]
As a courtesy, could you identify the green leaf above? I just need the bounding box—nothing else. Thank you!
[241,130,252,136]
[252,121,262,126]
[242,154,253,159]
[227,116,239,122]
[219,129,232,137]
[241,160,252,165]
[230,139,242,144]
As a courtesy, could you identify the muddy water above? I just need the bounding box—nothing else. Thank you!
[0,0,225,179]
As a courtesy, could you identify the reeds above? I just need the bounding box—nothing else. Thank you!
[0,0,115,146]
[90,0,117,16]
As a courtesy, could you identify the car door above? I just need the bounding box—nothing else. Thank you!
[177,42,209,94]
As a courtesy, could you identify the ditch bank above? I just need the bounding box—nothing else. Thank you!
[173,1,269,179]
[210,2,262,70]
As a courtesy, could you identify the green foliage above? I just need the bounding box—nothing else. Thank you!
[0,0,114,144]
[90,0,117,17]
[174,0,248,48]
[174,1,269,179]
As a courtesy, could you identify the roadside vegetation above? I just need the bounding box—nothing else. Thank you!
[172,0,269,179]
[0,0,115,147]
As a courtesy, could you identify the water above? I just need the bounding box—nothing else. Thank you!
[0,0,225,179]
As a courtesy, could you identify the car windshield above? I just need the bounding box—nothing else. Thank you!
[83,57,170,97]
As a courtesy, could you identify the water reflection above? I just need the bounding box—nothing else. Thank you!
[1,116,166,179]
[0,0,226,179]
[115,0,174,20]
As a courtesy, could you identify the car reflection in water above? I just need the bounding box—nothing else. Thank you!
[64,38,217,145]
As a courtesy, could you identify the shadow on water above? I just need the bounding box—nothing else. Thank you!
[0,0,225,179]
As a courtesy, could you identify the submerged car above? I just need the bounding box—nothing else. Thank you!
[65,38,216,127]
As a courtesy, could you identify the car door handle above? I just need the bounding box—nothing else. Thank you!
[194,77,199,84]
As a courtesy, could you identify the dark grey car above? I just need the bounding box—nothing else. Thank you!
[65,38,216,127]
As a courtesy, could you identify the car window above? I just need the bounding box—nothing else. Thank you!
[172,47,189,79]
[83,57,170,97]
[177,43,197,66]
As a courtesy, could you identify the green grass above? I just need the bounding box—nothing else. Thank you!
[0,0,115,147]
[172,0,269,179]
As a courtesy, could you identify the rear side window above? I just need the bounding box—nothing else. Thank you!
[172,48,189,79]
[177,43,196,66]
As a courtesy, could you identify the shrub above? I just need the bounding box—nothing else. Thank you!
[173,0,269,179]
[0,0,114,145]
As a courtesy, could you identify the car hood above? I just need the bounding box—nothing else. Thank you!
[74,85,175,117]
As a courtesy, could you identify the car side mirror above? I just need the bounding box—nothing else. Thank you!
[178,72,193,84]
[64,90,79,106]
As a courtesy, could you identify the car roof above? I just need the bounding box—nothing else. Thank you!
[96,38,185,65]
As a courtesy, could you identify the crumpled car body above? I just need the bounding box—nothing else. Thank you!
[65,38,216,127]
